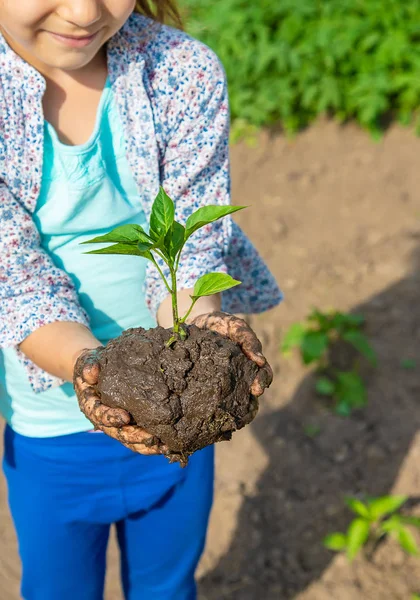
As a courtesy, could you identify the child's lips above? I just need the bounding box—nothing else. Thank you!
[49,31,100,48]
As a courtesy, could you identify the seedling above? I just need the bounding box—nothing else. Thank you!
[82,187,244,345]
[324,495,420,561]
[401,358,416,370]
[80,189,260,464]
[281,309,377,416]
[303,423,321,438]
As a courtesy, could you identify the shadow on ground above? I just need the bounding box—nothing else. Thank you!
[199,241,420,600]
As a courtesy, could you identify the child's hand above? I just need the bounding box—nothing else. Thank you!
[73,349,166,456]
[191,311,273,396]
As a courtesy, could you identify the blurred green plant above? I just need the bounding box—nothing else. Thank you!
[303,423,321,438]
[401,358,417,370]
[281,309,377,416]
[324,495,420,561]
[180,0,420,137]
[230,119,259,146]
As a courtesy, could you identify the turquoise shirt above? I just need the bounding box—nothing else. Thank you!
[0,79,156,437]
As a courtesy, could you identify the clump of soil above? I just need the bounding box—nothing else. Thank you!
[95,325,259,465]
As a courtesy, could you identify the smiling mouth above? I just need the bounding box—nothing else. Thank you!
[60,31,94,40]
[52,32,98,40]
[48,30,101,47]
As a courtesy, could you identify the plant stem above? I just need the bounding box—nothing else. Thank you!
[174,249,183,273]
[180,298,198,324]
[365,527,385,562]
[150,255,172,295]
[169,265,180,334]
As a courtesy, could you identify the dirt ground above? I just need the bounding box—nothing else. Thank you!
[1,119,420,599]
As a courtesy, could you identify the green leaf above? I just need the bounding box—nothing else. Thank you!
[137,241,155,253]
[281,322,306,354]
[164,221,186,262]
[401,358,416,370]
[380,515,402,534]
[192,273,241,299]
[323,532,347,552]
[400,516,420,529]
[308,309,331,331]
[185,205,246,239]
[315,376,336,396]
[398,526,419,556]
[345,497,371,519]
[331,312,365,330]
[342,330,377,366]
[334,370,367,415]
[368,496,407,520]
[149,187,175,240]
[83,243,153,259]
[347,314,366,327]
[301,330,329,364]
[82,224,151,246]
[335,400,352,418]
[303,424,321,438]
[346,518,370,561]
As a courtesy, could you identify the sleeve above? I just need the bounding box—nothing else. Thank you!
[0,180,90,393]
[145,47,232,316]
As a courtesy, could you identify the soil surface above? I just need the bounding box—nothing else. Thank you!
[0,119,420,599]
[96,325,258,464]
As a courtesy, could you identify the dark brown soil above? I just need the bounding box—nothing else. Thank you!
[95,325,259,464]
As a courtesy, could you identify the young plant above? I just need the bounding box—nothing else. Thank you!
[324,495,420,562]
[281,309,377,416]
[303,423,321,438]
[82,187,244,345]
[401,358,416,370]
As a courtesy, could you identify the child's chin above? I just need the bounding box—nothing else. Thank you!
[38,48,101,72]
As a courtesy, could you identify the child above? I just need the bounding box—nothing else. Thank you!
[0,1,282,598]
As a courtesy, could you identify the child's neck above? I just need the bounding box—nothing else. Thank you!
[25,43,108,147]
[42,47,108,94]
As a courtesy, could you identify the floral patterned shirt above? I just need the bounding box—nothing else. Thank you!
[0,13,282,393]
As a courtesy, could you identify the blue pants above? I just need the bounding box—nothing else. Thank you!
[3,425,214,600]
